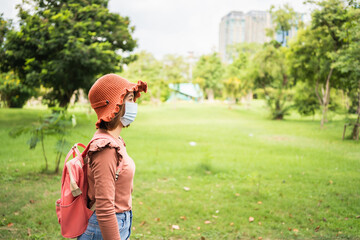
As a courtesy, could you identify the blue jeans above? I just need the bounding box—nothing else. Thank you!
[77,210,132,240]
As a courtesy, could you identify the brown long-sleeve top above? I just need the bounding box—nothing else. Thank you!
[86,129,135,240]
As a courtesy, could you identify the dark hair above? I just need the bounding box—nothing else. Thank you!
[98,105,122,131]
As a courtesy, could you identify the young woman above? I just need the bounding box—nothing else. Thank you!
[78,74,147,240]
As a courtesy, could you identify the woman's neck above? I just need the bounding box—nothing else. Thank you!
[106,125,122,139]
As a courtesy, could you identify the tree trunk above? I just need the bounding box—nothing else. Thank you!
[320,104,328,128]
[55,138,65,174]
[206,88,214,102]
[40,130,48,171]
[315,79,323,106]
[351,79,360,140]
[320,68,333,128]
[352,113,360,140]
[59,90,74,108]
[54,151,63,174]
[275,99,284,120]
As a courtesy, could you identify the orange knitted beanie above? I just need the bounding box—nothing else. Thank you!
[88,73,148,128]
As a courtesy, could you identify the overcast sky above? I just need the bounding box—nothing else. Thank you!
[1,0,312,59]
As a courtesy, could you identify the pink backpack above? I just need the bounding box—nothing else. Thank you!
[55,134,121,238]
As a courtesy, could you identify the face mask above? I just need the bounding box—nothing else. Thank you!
[120,101,138,127]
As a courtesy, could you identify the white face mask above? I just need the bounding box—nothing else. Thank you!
[120,101,138,127]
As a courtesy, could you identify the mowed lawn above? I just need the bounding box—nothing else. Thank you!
[0,101,359,239]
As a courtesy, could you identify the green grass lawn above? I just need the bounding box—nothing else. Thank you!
[0,101,359,239]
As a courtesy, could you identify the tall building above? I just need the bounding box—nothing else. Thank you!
[219,11,272,62]
[219,10,298,62]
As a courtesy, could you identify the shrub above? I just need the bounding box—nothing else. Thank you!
[0,72,35,108]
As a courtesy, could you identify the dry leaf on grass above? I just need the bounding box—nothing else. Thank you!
[183,187,190,191]
[235,193,240,196]
[140,221,146,226]
[7,223,13,227]
[230,222,234,226]
[27,228,31,236]
[315,226,320,232]
[180,216,187,220]
[257,201,262,205]
[154,218,160,222]
[204,220,211,224]
[293,229,299,233]
[249,217,254,222]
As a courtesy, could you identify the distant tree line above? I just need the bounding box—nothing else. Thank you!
[1,0,359,137]
[130,0,359,131]
[191,0,360,135]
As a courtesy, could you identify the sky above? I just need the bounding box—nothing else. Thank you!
[1,0,313,59]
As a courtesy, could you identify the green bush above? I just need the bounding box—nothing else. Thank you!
[0,72,35,108]
[293,82,319,116]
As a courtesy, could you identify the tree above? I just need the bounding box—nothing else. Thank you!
[252,42,293,119]
[162,54,189,102]
[332,6,360,139]
[9,108,75,173]
[0,71,35,107]
[348,0,360,8]
[245,4,299,119]
[193,53,223,101]
[1,0,137,107]
[268,4,302,45]
[293,82,319,117]
[162,54,189,84]
[288,27,333,124]
[0,13,10,53]
[0,15,35,108]
[122,51,169,103]
[288,0,350,127]
[223,44,255,106]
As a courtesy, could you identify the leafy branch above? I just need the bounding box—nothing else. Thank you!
[9,108,76,173]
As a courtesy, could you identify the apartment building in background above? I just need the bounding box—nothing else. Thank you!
[219,10,298,62]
